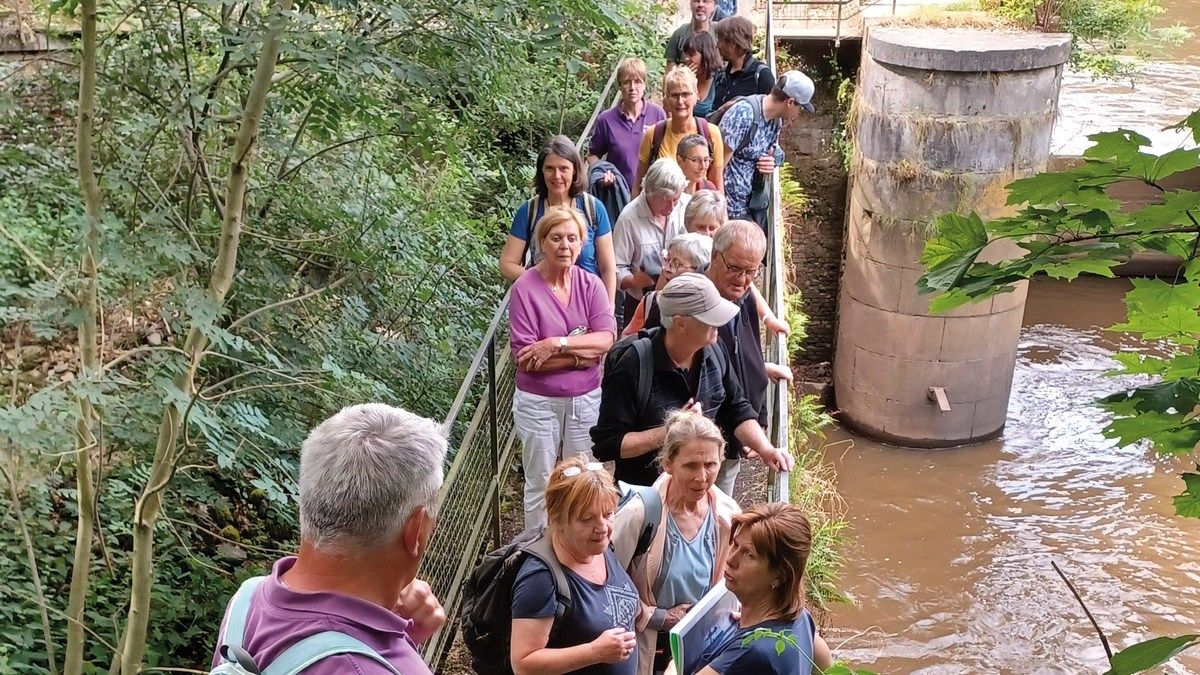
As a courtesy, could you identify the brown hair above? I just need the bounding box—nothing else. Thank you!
[658,408,724,468]
[730,502,812,618]
[534,207,587,246]
[713,16,756,57]
[545,455,619,527]
[534,135,586,199]
[682,31,722,80]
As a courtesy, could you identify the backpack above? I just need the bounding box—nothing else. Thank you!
[460,527,569,675]
[602,327,659,417]
[210,576,401,675]
[615,481,664,569]
[647,117,713,165]
[521,193,600,267]
[707,95,765,159]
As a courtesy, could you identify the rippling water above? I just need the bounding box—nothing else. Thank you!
[826,277,1200,673]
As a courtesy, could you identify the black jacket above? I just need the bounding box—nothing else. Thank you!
[591,328,758,486]
[713,56,775,111]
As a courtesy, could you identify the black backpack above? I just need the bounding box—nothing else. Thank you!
[647,118,713,165]
[602,327,659,417]
[460,527,570,675]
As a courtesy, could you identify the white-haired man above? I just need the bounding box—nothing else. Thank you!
[211,403,447,674]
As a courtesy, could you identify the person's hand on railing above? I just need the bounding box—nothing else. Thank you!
[764,313,790,338]
[744,444,794,473]
[765,362,793,384]
[755,151,777,175]
[394,578,446,645]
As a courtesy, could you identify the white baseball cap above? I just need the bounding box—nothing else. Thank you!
[778,70,816,113]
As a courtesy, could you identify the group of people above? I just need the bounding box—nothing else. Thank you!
[207,5,829,675]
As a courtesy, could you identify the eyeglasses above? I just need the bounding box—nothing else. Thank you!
[666,91,695,101]
[719,251,762,280]
[664,256,698,273]
[618,79,645,89]
[561,461,605,477]
[683,155,712,166]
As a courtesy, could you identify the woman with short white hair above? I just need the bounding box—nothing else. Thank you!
[683,189,728,237]
[621,233,712,337]
[613,158,691,327]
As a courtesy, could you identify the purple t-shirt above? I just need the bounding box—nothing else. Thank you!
[211,557,431,675]
[589,101,667,189]
[510,265,616,398]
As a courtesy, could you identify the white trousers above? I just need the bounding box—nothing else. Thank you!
[512,387,602,530]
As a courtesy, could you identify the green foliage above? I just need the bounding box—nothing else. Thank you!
[921,110,1200,532]
[1104,634,1200,674]
[0,0,664,669]
[831,76,856,173]
[784,291,810,361]
[979,0,1190,78]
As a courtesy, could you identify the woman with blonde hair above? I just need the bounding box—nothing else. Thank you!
[632,66,724,197]
[510,455,640,674]
[612,409,741,675]
[510,208,617,530]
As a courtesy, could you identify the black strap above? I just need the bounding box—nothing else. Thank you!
[648,121,668,164]
[632,337,652,415]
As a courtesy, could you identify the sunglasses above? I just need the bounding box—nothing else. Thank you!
[561,461,605,477]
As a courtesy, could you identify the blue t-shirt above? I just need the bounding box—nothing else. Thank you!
[510,194,613,275]
[717,96,781,219]
[511,548,640,675]
[655,508,716,609]
[703,611,817,675]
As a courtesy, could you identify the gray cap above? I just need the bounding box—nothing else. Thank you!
[658,272,739,327]
[778,70,816,113]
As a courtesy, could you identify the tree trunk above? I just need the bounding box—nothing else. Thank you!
[116,0,293,671]
[64,0,103,669]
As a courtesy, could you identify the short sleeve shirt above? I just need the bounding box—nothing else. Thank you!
[510,194,613,275]
[703,612,817,675]
[718,97,781,219]
[589,103,667,190]
[637,119,725,177]
[511,548,640,675]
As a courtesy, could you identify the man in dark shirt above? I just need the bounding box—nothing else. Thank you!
[711,15,775,110]
[707,220,794,494]
[591,272,793,486]
[664,0,729,65]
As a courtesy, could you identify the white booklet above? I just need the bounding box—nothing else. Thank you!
[668,580,740,675]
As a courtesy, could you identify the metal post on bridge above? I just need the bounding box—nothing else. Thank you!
[486,336,501,549]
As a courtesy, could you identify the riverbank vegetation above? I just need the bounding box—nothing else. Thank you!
[0,0,663,670]
[919,110,1200,672]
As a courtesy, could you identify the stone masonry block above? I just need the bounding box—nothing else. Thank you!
[843,230,903,312]
[867,28,1072,73]
[938,306,1024,362]
[896,265,994,318]
[838,291,948,361]
[972,391,1013,438]
[989,280,1029,314]
[859,53,1064,118]
[853,156,1015,223]
[849,196,929,270]
[849,346,1016,405]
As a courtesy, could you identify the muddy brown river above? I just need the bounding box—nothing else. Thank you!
[826,277,1200,673]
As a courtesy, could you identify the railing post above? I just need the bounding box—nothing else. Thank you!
[487,335,501,548]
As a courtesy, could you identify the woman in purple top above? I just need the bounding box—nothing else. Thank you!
[510,208,617,530]
[587,57,667,191]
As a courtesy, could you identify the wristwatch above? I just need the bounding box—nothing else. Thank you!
[557,337,568,353]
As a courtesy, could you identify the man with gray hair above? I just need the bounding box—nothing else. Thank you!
[707,220,794,493]
[211,403,448,674]
[592,272,793,486]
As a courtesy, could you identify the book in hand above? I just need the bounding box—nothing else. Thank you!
[668,580,739,675]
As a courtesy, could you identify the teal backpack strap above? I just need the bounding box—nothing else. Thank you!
[261,631,401,675]
[220,576,268,653]
[580,193,598,236]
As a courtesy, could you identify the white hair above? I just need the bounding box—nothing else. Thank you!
[668,232,713,272]
[299,403,447,553]
[712,218,766,258]
[642,157,688,199]
[685,190,727,228]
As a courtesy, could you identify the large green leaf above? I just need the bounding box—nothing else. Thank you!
[1167,109,1200,144]
[918,212,988,294]
[1084,129,1152,163]
[1174,469,1200,518]
[1104,635,1200,675]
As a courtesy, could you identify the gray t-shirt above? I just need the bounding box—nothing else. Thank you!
[512,548,640,674]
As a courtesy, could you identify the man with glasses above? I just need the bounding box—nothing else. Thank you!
[717,70,816,226]
[707,220,793,494]
[592,273,794,487]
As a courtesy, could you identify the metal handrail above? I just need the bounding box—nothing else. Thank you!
[763,0,791,504]
[420,58,622,670]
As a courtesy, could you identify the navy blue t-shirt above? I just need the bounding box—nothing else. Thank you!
[511,548,640,674]
[702,610,817,675]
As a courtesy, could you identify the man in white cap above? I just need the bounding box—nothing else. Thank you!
[717,69,816,225]
[591,272,794,486]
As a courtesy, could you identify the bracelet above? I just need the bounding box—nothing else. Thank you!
[573,355,581,368]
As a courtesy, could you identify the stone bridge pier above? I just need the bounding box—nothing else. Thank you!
[833,28,1072,447]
